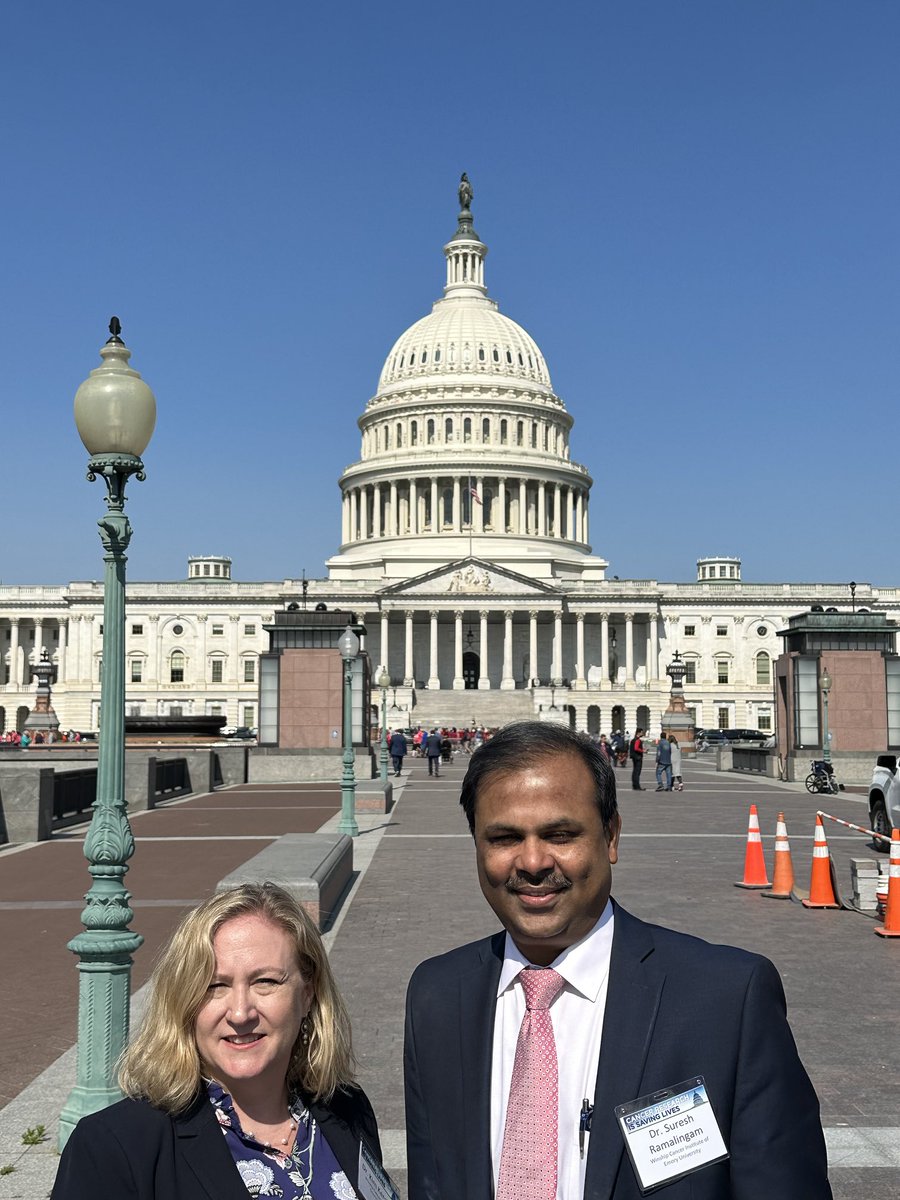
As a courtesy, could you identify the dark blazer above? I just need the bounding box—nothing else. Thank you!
[51,1084,382,1200]
[404,902,831,1199]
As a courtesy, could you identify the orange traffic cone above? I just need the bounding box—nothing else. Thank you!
[802,814,840,908]
[874,829,900,938]
[762,813,795,900]
[735,804,770,889]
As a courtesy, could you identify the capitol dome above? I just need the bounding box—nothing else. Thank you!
[327,178,603,585]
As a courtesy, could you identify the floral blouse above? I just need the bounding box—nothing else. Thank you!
[207,1081,358,1200]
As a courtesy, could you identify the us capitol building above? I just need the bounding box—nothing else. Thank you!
[1,181,893,739]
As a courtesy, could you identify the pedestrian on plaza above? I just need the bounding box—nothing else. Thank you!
[598,733,613,761]
[403,722,831,1200]
[610,730,625,767]
[426,729,442,776]
[629,727,645,790]
[669,733,684,791]
[53,883,390,1200]
[655,731,673,791]
[388,728,408,777]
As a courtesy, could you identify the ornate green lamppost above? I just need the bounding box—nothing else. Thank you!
[59,319,156,1147]
[338,624,360,836]
[378,666,390,783]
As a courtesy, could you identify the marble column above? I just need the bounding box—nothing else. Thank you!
[453,611,464,689]
[372,484,382,538]
[625,613,634,682]
[475,477,484,534]
[409,479,418,535]
[341,494,350,544]
[498,477,506,532]
[567,487,576,541]
[453,477,461,532]
[518,479,527,534]
[428,612,440,689]
[389,482,398,536]
[197,616,208,687]
[552,610,563,683]
[650,614,659,680]
[554,483,562,537]
[431,478,439,531]
[57,619,68,684]
[576,489,584,542]
[529,611,539,685]
[600,612,610,683]
[33,620,43,670]
[538,483,546,536]
[574,612,585,686]
[501,610,515,690]
[349,489,358,541]
[404,611,414,686]
[360,487,369,540]
[228,616,240,683]
[9,619,20,687]
[478,609,490,689]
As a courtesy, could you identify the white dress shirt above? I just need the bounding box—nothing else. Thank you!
[490,900,615,1199]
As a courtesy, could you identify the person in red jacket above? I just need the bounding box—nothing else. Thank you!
[630,728,645,790]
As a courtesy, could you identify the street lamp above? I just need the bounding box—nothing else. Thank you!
[666,650,687,693]
[338,623,361,836]
[59,318,156,1147]
[378,666,390,783]
[820,666,833,766]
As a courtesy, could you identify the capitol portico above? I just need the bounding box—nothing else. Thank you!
[1,182,895,740]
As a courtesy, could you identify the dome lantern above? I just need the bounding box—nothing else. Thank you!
[443,171,488,299]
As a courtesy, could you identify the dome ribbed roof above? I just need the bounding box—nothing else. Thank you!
[377,298,552,391]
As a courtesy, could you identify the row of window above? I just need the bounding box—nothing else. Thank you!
[682,623,768,638]
[680,653,771,686]
[129,654,257,684]
[698,564,739,580]
[389,343,537,374]
[369,415,565,455]
[128,623,258,637]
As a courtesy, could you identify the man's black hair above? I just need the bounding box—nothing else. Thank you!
[459,720,618,835]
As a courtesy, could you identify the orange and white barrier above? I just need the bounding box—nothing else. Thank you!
[762,813,795,900]
[802,814,840,909]
[874,829,900,938]
[735,804,770,889]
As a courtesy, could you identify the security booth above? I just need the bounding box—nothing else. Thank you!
[258,607,370,750]
[774,610,898,784]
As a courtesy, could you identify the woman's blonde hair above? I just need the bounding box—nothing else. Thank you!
[118,883,355,1113]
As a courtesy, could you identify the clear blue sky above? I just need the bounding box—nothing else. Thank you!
[1,2,897,587]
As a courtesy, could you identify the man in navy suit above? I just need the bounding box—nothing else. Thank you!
[404,722,831,1199]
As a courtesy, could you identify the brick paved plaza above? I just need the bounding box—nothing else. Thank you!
[0,755,897,1197]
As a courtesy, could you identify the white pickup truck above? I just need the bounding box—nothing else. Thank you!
[868,755,900,850]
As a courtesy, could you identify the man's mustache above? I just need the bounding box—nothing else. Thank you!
[506,872,571,893]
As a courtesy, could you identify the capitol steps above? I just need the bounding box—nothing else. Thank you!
[408,689,536,730]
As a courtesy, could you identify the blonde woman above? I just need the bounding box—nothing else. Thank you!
[668,733,684,791]
[53,883,388,1200]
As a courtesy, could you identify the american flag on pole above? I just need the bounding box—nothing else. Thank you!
[468,485,482,505]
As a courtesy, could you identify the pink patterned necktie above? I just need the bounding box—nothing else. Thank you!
[496,967,566,1200]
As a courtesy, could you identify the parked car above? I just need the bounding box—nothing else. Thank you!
[226,726,256,740]
[723,729,769,744]
[868,755,899,851]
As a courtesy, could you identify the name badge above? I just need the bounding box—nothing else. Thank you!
[615,1076,729,1193]
[358,1139,400,1200]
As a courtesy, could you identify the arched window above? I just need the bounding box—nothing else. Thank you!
[434,346,441,363]
[442,487,453,526]
[383,423,389,449]
[483,487,494,528]
[409,351,416,366]
[543,426,549,450]
[399,354,405,369]
[478,346,486,362]
[427,419,435,444]
[482,417,490,442]
[396,422,403,448]
[756,652,771,685]
[506,348,513,364]
[517,352,524,366]
[445,417,453,442]
[500,419,508,444]
[411,421,418,446]
[421,348,428,364]
[517,420,524,446]
[170,650,185,684]
[492,347,500,363]
[531,422,538,448]
[463,418,472,443]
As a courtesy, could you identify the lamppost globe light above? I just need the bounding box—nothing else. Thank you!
[821,668,832,694]
[378,668,391,689]
[73,320,156,456]
[338,625,360,661]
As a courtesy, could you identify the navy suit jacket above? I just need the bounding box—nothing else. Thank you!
[51,1084,382,1200]
[404,902,831,1199]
